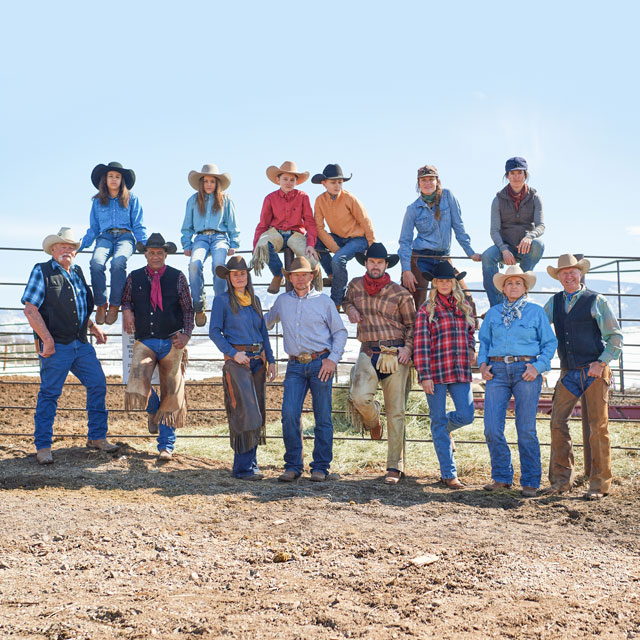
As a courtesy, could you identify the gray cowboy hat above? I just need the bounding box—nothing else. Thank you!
[136,233,177,254]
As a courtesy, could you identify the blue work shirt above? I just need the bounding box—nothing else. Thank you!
[209,292,274,362]
[264,289,348,365]
[79,194,147,250]
[180,193,240,251]
[398,189,475,272]
[478,300,558,375]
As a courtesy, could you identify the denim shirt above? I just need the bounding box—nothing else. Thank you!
[398,189,475,271]
[79,194,147,250]
[478,301,558,374]
[180,193,240,251]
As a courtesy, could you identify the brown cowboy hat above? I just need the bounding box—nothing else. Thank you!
[188,164,231,192]
[42,227,81,255]
[282,256,316,277]
[265,161,309,186]
[493,265,536,292]
[215,255,252,278]
[547,254,591,280]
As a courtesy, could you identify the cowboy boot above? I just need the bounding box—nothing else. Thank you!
[267,276,283,294]
[195,311,207,327]
[95,304,108,325]
[105,305,120,325]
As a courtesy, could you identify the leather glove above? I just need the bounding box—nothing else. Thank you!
[376,346,399,375]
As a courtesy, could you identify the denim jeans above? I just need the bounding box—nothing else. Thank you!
[483,361,543,488]
[426,382,475,480]
[481,239,544,307]
[34,340,107,450]
[281,353,334,475]
[316,234,368,305]
[141,338,176,452]
[267,230,293,278]
[90,231,135,306]
[189,233,230,311]
[414,249,448,277]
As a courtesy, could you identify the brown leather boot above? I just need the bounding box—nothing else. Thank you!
[195,311,207,327]
[267,276,283,294]
[95,304,108,325]
[105,305,120,325]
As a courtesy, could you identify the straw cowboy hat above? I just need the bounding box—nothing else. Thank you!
[547,254,591,280]
[355,242,400,269]
[311,163,352,184]
[188,164,231,192]
[265,161,309,185]
[493,265,536,292]
[91,162,136,190]
[42,227,82,255]
[136,233,177,254]
[215,255,252,279]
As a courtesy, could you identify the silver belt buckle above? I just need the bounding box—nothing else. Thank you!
[504,356,514,364]
[297,352,312,364]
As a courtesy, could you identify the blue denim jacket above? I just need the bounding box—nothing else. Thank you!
[79,194,147,250]
[180,193,240,251]
[398,190,475,271]
[478,301,558,374]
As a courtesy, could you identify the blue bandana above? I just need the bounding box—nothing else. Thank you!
[501,294,528,329]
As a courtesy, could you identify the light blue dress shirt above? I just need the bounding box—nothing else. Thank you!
[180,193,240,251]
[80,194,147,250]
[264,289,348,364]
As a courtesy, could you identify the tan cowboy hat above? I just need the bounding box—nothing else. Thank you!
[493,265,536,292]
[547,253,591,280]
[282,256,316,277]
[265,161,309,186]
[42,227,81,255]
[215,255,252,278]
[188,164,231,192]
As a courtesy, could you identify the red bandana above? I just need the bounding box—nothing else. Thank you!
[145,265,166,311]
[363,272,391,296]
[507,184,528,211]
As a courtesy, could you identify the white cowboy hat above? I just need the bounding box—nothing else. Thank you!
[547,253,591,280]
[188,164,231,192]
[265,161,309,186]
[42,227,81,255]
[493,265,536,292]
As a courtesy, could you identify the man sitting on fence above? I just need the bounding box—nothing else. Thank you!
[542,254,623,500]
[22,227,118,464]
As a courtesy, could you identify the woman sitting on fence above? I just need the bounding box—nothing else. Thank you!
[477,265,557,498]
[209,256,276,480]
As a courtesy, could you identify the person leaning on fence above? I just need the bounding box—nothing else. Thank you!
[79,162,148,326]
[478,266,557,498]
[311,163,376,309]
[180,164,240,328]
[398,164,481,310]
[541,254,623,500]
[264,257,347,482]
[209,256,276,480]
[251,161,321,294]
[343,242,416,486]
[481,157,545,307]
[413,262,476,489]
[121,233,194,461]
[22,227,118,465]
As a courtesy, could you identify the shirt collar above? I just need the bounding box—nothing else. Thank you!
[278,188,297,200]
[51,258,76,275]
[563,284,585,302]
[287,288,319,301]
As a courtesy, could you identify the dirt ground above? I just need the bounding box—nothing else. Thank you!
[1,376,640,640]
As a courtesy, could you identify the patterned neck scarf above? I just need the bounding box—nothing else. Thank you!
[363,272,391,296]
[507,184,528,211]
[235,290,252,306]
[501,294,528,329]
[437,292,462,316]
[145,265,166,311]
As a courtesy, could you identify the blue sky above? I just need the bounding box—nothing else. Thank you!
[1,0,639,308]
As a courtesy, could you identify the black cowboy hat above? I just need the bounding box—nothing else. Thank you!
[136,233,177,254]
[355,242,400,269]
[91,162,136,190]
[311,163,352,184]
[215,255,252,279]
[421,261,466,282]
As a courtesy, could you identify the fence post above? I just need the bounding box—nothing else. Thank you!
[616,259,625,393]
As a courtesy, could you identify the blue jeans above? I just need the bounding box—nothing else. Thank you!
[141,338,176,452]
[188,233,230,310]
[414,249,448,277]
[34,340,107,450]
[481,239,544,307]
[232,357,264,478]
[483,361,543,488]
[267,230,293,278]
[316,234,368,305]
[90,231,135,306]
[281,353,334,475]
[426,382,474,480]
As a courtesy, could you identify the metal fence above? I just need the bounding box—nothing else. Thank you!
[1,246,639,450]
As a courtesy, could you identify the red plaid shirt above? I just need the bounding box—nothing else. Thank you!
[413,294,475,383]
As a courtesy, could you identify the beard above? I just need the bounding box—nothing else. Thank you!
[366,269,385,279]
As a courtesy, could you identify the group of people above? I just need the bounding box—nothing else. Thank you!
[20,158,623,500]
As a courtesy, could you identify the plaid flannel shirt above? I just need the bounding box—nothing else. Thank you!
[342,277,416,353]
[413,296,475,383]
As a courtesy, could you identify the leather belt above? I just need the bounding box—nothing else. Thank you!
[107,228,130,234]
[489,356,533,363]
[289,349,329,364]
[232,343,263,353]
[200,229,222,235]
[361,339,404,357]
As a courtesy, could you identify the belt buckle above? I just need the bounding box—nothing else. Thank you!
[251,343,261,352]
[297,352,312,364]
[504,356,514,364]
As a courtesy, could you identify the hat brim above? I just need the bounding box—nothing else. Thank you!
[91,164,136,190]
[188,170,231,192]
[547,259,590,280]
[422,270,466,282]
[266,166,309,185]
[136,241,177,254]
[311,173,352,184]
[42,235,81,255]
[493,272,536,292]
[355,252,400,268]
